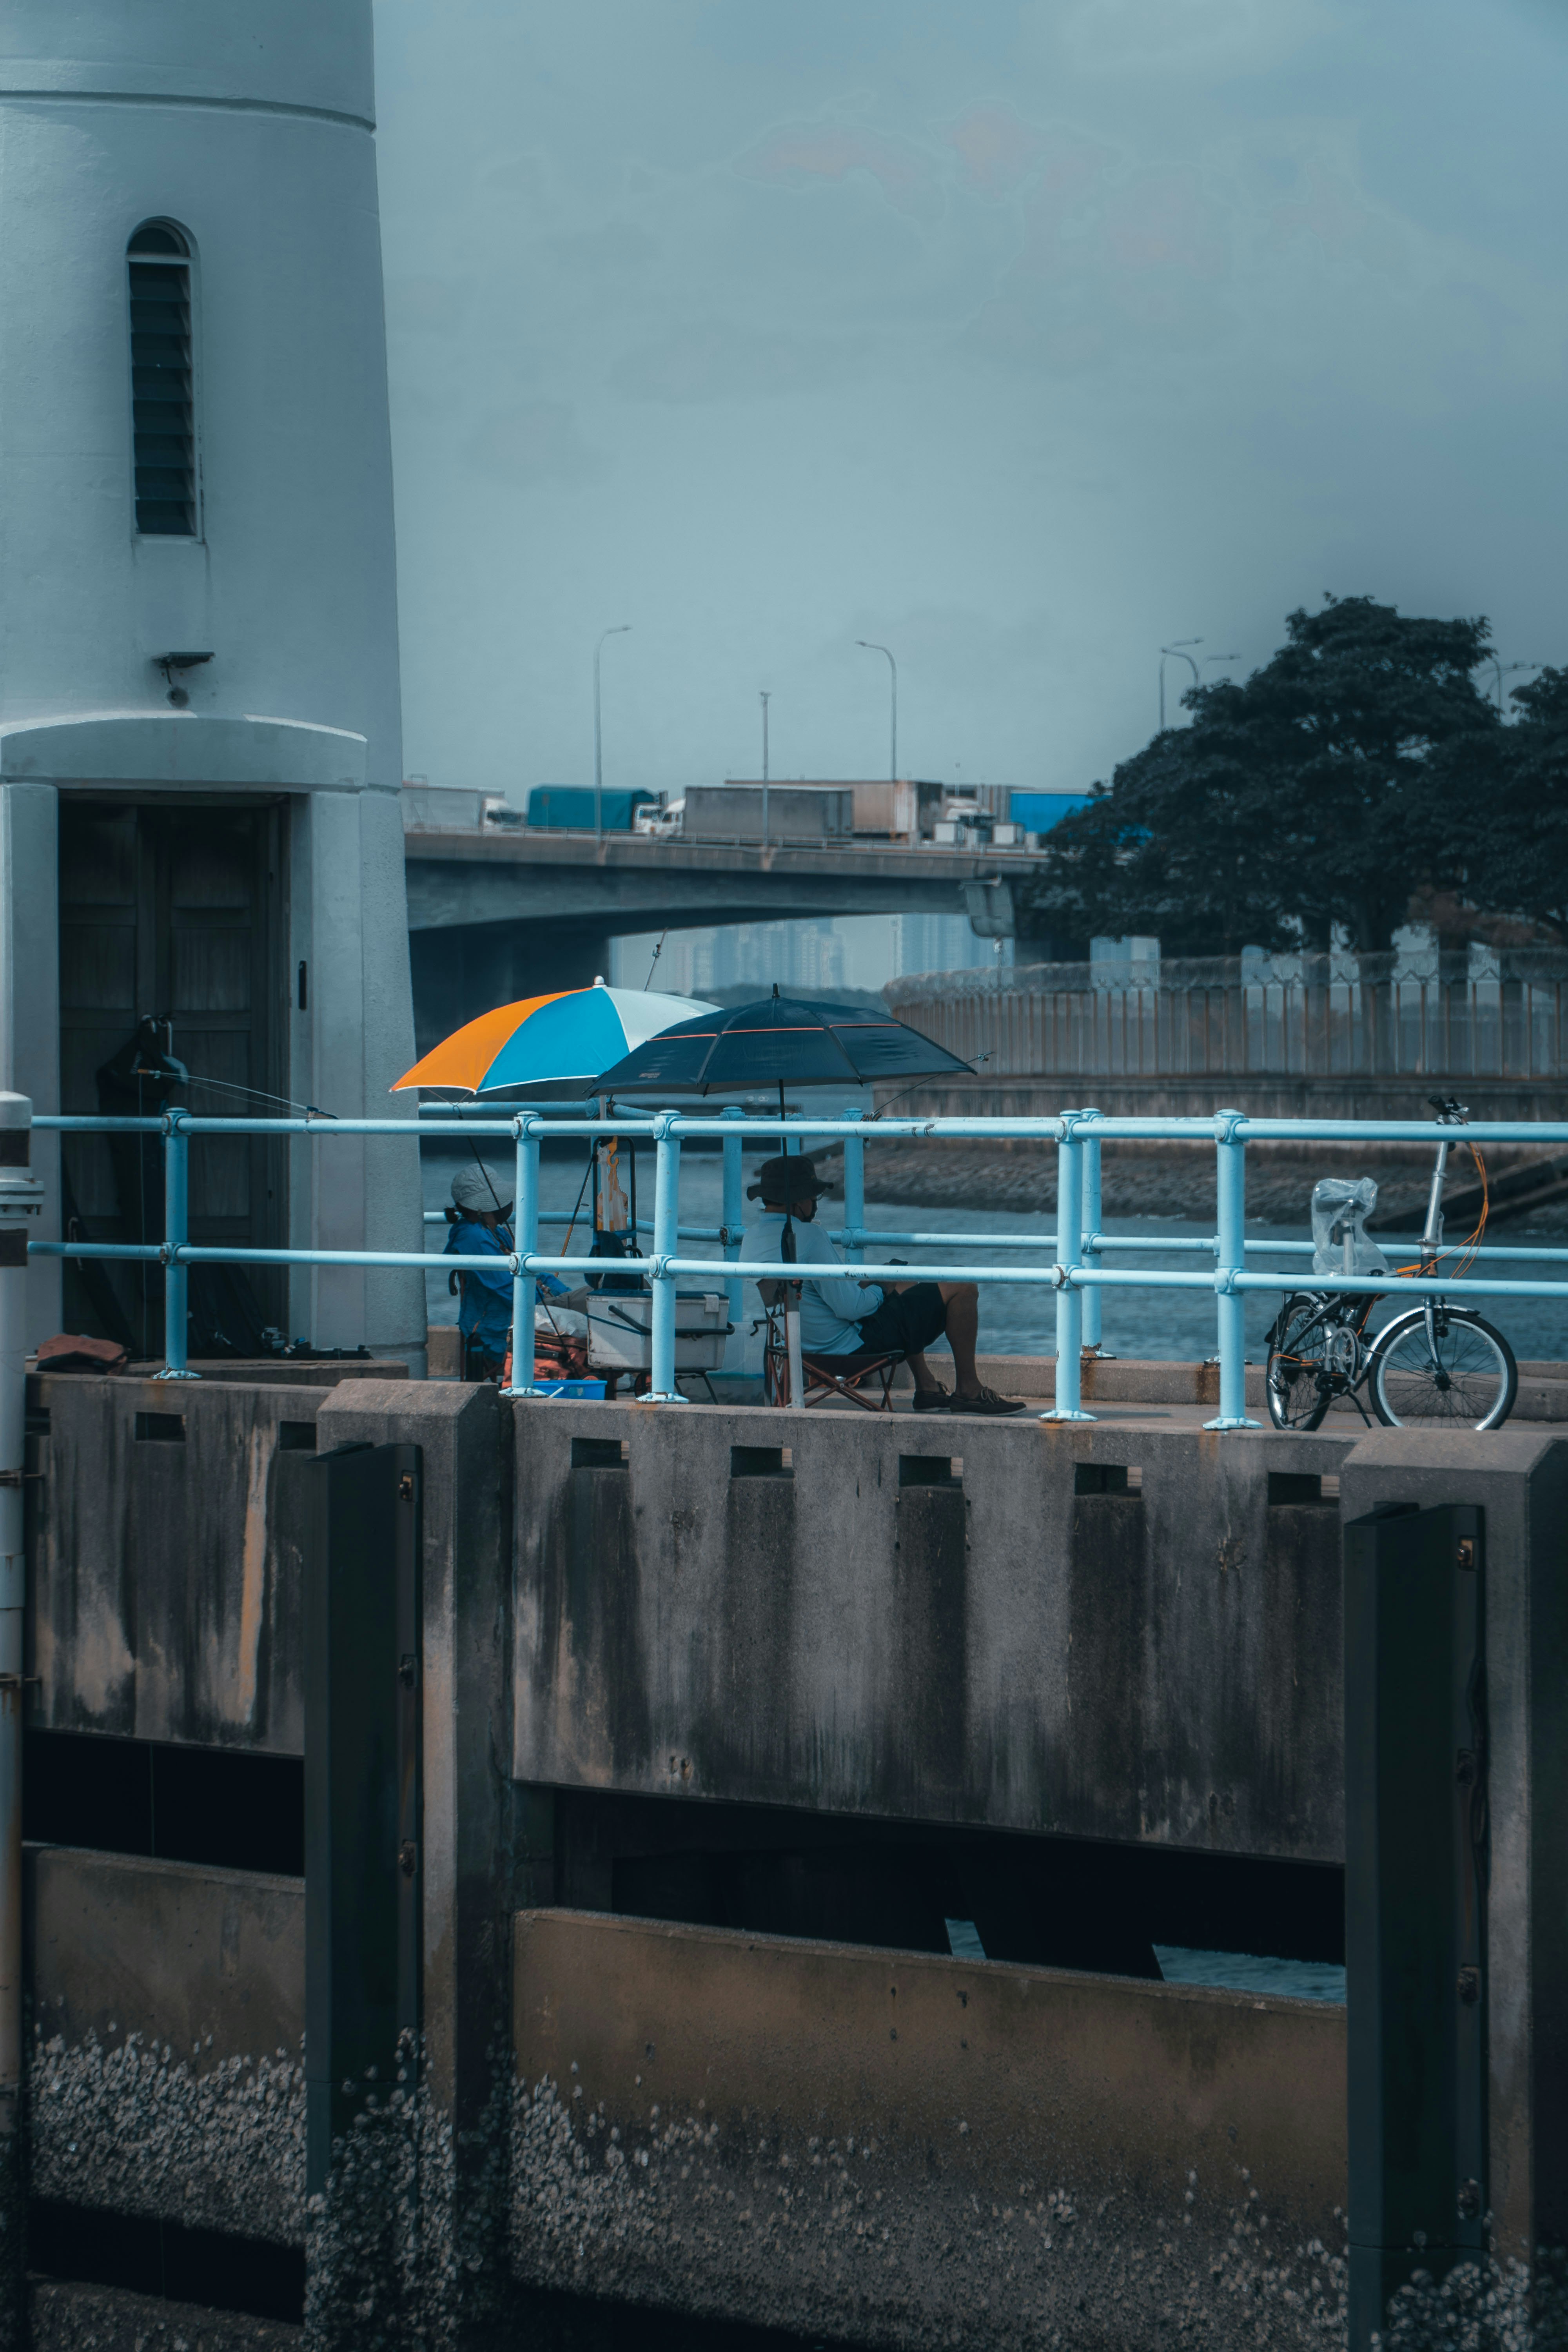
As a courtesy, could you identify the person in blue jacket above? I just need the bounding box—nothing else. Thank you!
[443,1162,572,1381]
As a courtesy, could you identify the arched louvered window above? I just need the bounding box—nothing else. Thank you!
[127,221,198,536]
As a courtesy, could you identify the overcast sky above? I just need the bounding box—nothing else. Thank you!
[371,0,1568,807]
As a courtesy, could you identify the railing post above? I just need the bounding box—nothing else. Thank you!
[1204,1108,1259,1430]
[155,1112,200,1381]
[648,1115,686,1403]
[842,1105,865,1265]
[1080,1104,1105,1355]
[1042,1112,1094,1423]
[720,1105,745,1375]
[505,1116,544,1396]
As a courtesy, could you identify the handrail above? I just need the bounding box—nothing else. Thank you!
[33,1106,1568,1423]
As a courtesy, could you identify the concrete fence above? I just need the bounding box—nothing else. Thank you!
[886,948,1568,1083]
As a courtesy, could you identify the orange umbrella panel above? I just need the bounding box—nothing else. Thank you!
[392,994,572,1094]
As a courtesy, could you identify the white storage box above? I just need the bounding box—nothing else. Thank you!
[564,1287,731,1372]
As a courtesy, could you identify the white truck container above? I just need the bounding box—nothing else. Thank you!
[683,786,855,845]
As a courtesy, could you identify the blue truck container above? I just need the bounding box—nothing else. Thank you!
[1010,791,1092,835]
[527,785,658,831]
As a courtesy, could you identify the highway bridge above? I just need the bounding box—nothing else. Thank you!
[403,811,1061,1045]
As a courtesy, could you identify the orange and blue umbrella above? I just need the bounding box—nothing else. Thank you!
[391,980,717,1096]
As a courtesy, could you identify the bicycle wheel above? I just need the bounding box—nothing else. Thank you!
[1369,1307,1517,1431]
[1265,1297,1336,1431]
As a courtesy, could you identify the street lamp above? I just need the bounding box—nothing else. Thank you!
[1159,639,1201,731]
[856,640,897,781]
[1483,657,1539,715]
[760,690,770,851]
[593,625,632,845]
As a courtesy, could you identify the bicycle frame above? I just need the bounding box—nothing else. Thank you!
[1419,1098,1472,1356]
[1266,1094,1509,1431]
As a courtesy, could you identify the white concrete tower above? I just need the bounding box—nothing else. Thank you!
[0,0,425,1363]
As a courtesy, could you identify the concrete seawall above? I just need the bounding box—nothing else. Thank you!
[512,1403,1351,1861]
[16,1370,1568,2345]
[512,1909,1347,2349]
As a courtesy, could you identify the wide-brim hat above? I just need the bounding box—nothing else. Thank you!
[746,1154,830,1204]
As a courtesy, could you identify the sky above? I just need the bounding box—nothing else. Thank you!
[371,0,1568,810]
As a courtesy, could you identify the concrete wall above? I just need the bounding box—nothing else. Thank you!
[22,1375,1568,2341]
[28,1845,304,2245]
[29,1374,322,1751]
[512,1401,1354,1861]
[0,0,392,758]
[1337,1428,1568,2275]
[0,0,424,1356]
[512,1909,1347,2350]
[314,1379,516,2323]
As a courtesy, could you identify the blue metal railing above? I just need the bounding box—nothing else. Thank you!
[30,1107,1568,1426]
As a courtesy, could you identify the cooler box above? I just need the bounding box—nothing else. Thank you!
[564,1287,731,1372]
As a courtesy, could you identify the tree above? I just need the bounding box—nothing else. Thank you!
[1025,597,1500,955]
[1451,666,1568,934]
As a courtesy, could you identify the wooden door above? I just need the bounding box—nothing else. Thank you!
[58,799,288,1349]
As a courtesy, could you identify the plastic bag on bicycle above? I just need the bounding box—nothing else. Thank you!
[1310,1178,1390,1278]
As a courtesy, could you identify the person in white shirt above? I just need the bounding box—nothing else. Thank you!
[746,1154,1022,1416]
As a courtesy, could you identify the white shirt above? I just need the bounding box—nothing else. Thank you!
[748,1210,884,1354]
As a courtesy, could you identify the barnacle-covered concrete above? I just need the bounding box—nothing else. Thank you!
[27,1847,305,2243]
[31,2279,301,2351]
[31,2029,305,2245]
[511,1909,1349,2348]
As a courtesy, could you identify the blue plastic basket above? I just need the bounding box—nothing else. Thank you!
[532,1377,607,1400]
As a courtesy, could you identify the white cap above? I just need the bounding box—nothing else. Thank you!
[451,1165,511,1214]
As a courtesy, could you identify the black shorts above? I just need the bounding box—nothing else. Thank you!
[463,1332,507,1382]
[817,1281,947,1362]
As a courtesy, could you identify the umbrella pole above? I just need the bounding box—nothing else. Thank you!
[777,1082,803,1398]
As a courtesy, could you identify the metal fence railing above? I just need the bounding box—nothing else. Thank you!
[28,1107,1568,1428]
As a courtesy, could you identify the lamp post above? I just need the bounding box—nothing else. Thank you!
[1483,657,1538,715]
[1159,638,1202,731]
[760,690,770,851]
[857,640,897,781]
[593,625,632,845]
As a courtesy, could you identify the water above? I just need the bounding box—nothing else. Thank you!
[422,1138,1568,1367]
[1154,1946,1346,2004]
[944,1917,1343,2004]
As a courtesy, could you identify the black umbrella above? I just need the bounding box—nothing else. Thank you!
[583,985,973,1110]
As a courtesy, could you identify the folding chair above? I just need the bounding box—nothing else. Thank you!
[756,1283,905,1413]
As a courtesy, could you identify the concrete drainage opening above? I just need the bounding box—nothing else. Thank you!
[898,1454,961,1486]
[1074,1461,1142,1494]
[1268,1470,1338,1505]
[571,1436,628,1468]
[730,1444,792,1479]
[132,1410,186,1443]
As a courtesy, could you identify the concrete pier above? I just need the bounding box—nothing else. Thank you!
[15,1369,1568,2345]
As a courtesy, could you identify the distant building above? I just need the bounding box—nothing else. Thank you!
[0,0,424,1359]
